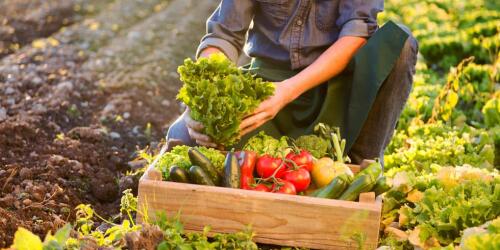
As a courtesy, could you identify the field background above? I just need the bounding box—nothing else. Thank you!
[0,0,498,248]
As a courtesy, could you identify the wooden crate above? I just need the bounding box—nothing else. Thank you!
[137,156,382,250]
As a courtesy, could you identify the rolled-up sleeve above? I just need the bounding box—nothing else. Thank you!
[196,0,255,63]
[337,0,383,38]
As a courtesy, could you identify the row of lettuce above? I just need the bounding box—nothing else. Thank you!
[378,0,499,249]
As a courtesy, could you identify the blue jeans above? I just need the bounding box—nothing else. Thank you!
[166,111,197,146]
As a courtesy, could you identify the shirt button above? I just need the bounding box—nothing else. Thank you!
[296,20,303,26]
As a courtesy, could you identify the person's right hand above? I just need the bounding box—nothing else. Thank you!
[183,108,218,148]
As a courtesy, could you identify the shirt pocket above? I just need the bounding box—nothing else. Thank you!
[255,0,289,26]
[315,0,339,32]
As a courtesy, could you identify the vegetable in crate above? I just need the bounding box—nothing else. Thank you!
[283,150,313,192]
[339,161,382,201]
[311,128,353,188]
[339,174,377,201]
[168,166,190,183]
[283,166,311,192]
[252,183,272,192]
[272,179,297,195]
[235,151,257,189]
[155,145,225,180]
[188,148,222,185]
[223,151,241,188]
[177,54,275,146]
[285,150,314,172]
[243,131,289,157]
[294,134,329,159]
[372,176,391,196]
[189,166,215,186]
[256,155,285,178]
[310,174,352,199]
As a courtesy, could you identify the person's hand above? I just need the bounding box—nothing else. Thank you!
[239,82,296,137]
[183,108,218,148]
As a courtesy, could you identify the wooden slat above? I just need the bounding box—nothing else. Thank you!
[359,192,376,204]
[137,180,382,249]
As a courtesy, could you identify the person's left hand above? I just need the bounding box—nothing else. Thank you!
[239,81,296,137]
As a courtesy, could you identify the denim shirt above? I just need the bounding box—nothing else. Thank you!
[197,0,383,69]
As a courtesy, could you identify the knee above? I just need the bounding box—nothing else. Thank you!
[166,115,196,146]
[398,24,419,63]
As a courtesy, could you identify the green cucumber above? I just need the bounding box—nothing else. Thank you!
[223,152,240,188]
[354,161,382,183]
[339,174,377,201]
[168,166,190,183]
[372,176,391,196]
[188,165,215,186]
[188,147,221,185]
[310,174,352,199]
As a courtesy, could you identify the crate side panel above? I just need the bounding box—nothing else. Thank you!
[138,181,381,249]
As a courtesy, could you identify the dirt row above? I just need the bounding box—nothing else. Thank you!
[0,0,107,59]
[0,0,218,246]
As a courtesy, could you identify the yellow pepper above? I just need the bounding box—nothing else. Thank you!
[311,157,353,188]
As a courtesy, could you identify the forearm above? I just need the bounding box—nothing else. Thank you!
[199,46,225,59]
[283,36,367,102]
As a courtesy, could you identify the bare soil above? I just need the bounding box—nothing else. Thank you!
[0,0,218,246]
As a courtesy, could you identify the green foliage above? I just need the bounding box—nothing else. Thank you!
[380,167,500,248]
[380,0,500,70]
[11,189,259,249]
[10,224,72,250]
[154,145,191,176]
[243,131,289,157]
[461,217,500,250]
[154,212,257,249]
[121,189,138,223]
[154,145,225,180]
[385,122,496,175]
[177,53,275,146]
[482,94,500,128]
[402,179,500,246]
[294,135,329,159]
[431,58,498,127]
[12,227,43,250]
[74,195,141,247]
[196,146,226,172]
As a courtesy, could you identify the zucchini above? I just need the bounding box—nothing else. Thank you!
[372,176,391,196]
[354,161,382,183]
[339,174,377,201]
[223,152,240,188]
[188,148,221,185]
[310,174,352,199]
[188,165,215,186]
[168,166,190,183]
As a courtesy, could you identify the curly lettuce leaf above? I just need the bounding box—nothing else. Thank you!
[243,131,289,157]
[177,54,274,146]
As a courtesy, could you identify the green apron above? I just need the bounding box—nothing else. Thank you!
[237,21,409,151]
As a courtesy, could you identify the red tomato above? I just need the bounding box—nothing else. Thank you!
[286,150,314,172]
[283,168,311,192]
[272,179,297,195]
[256,155,285,178]
[252,183,271,192]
